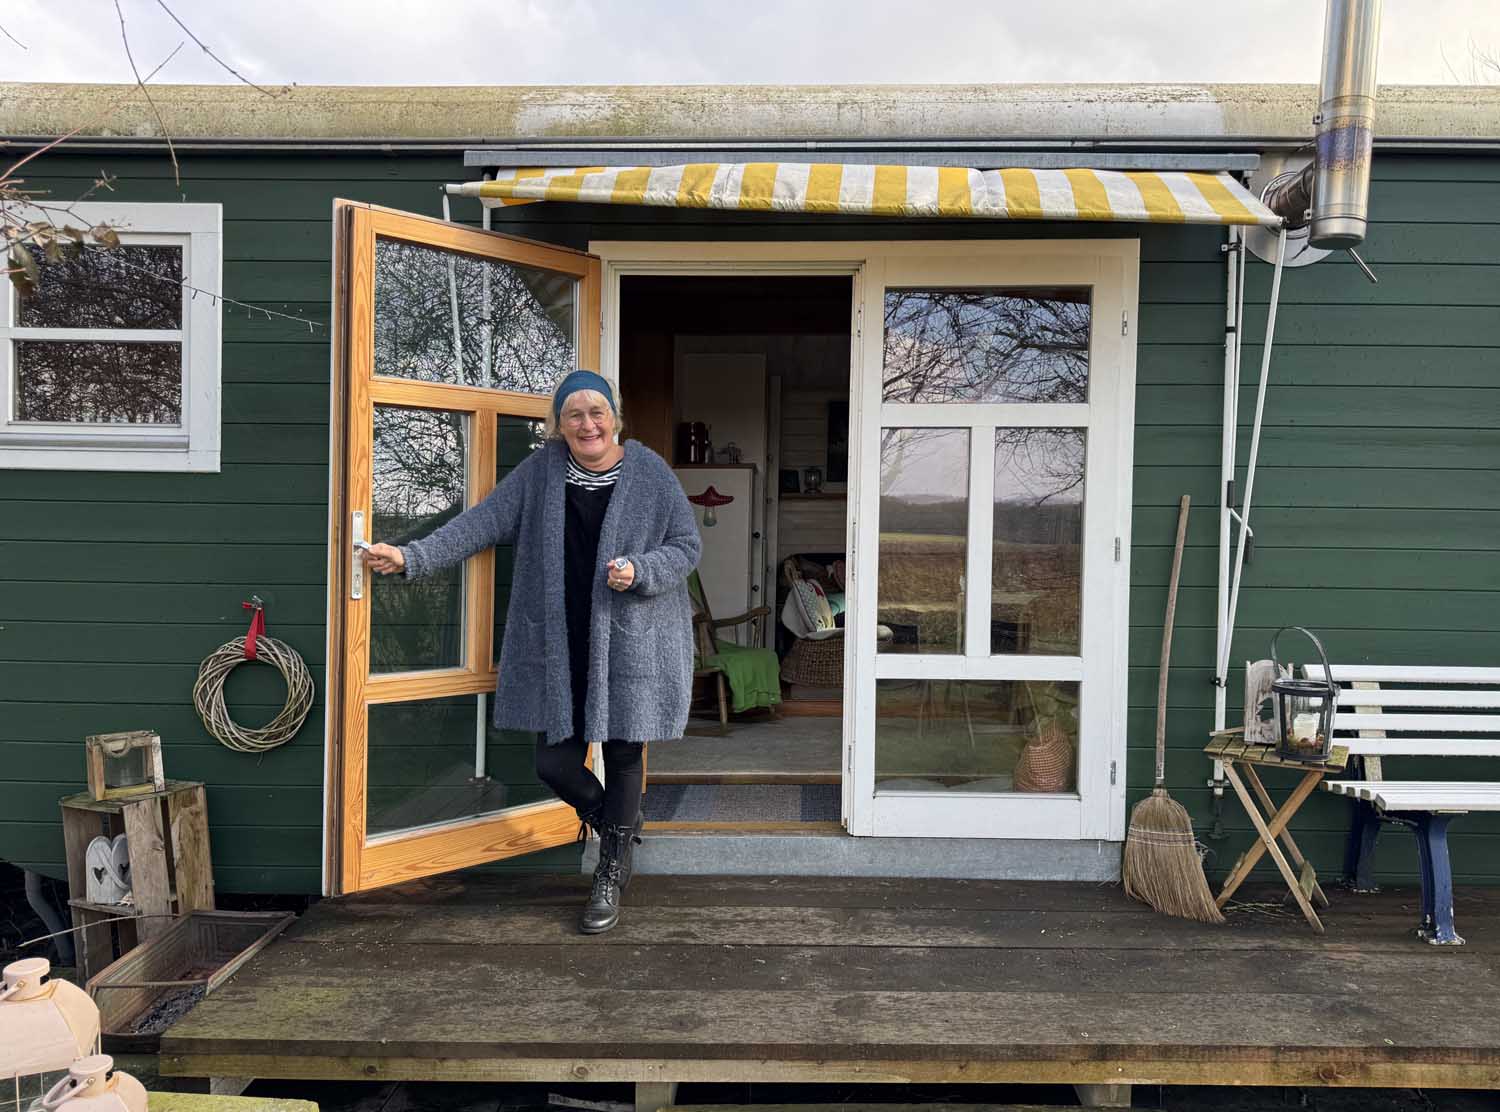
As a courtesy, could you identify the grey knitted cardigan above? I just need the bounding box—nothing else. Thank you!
[400,438,701,745]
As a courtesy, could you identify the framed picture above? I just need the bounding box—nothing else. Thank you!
[779,468,801,494]
[827,399,849,483]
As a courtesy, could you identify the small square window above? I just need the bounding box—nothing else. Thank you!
[0,203,221,472]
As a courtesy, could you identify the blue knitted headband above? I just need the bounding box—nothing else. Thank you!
[553,371,617,419]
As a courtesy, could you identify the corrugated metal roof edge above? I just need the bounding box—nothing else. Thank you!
[0,82,1496,149]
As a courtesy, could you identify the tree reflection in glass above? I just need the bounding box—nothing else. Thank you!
[882,287,1090,404]
[370,406,468,673]
[993,429,1086,655]
[15,341,181,424]
[13,244,186,424]
[493,415,547,664]
[374,238,576,393]
[18,244,182,329]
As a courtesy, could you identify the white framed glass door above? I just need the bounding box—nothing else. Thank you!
[847,245,1138,840]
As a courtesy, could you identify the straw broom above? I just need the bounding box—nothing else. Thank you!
[1123,494,1224,924]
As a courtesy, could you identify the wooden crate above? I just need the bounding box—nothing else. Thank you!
[87,909,294,1052]
[60,780,215,982]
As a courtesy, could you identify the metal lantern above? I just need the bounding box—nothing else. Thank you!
[1270,626,1338,762]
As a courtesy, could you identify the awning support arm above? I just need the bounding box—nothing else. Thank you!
[1217,225,1288,696]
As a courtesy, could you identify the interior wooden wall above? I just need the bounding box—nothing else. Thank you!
[617,276,851,461]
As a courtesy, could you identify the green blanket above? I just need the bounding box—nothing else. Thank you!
[704,641,783,713]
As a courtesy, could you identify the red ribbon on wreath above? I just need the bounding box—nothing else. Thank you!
[242,596,266,661]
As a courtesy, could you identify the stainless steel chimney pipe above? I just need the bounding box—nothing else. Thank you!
[1310,0,1382,248]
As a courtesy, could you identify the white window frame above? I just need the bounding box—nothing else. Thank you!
[590,239,1138,845]
[0,201,222,472]
[854,247,1138,841]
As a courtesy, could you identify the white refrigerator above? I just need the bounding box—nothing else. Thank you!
[673,464,760,645]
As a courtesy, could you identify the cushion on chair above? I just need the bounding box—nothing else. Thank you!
[790,578,836,634]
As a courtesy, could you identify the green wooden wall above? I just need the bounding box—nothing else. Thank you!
[1,150,1495,892]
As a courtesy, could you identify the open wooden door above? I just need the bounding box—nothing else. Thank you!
[328,200,601,894]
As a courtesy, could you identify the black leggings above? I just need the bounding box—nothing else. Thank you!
[533,736,644,827]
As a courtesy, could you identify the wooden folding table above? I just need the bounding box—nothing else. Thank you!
[1206,729,1350,933]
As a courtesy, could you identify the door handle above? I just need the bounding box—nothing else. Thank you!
[350,510,366,600]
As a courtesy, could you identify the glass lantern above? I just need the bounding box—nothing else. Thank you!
[1270,626,1338,762]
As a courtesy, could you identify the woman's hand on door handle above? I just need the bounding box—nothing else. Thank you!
[362,542,405,575]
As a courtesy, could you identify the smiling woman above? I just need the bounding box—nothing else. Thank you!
[361,368,700,934]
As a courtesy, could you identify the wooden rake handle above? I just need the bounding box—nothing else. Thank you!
[1156,495,1191,788]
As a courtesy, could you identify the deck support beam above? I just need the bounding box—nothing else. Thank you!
[1074,1082,1132,1106]
[634,1080,679,1112]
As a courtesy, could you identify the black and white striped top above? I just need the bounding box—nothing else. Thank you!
[565,454,622,489]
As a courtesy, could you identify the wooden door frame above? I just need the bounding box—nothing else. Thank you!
[323,200,600,896]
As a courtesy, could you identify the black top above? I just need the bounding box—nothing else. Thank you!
[563,453,622,737]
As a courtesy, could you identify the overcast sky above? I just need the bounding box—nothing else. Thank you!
[3,0,1498,87]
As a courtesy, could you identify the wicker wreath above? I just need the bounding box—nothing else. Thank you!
[193,634,313,754]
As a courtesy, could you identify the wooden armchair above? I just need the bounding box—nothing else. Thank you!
[687,570,777,731]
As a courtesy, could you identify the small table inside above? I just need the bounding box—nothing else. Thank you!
[1206,728,1350,934]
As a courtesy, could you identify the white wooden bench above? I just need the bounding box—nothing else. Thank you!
[1309,664,1500,945]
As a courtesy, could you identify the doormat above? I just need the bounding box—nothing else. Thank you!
[643,783,839,822]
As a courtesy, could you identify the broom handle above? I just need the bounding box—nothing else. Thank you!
[1156,495,1191,788]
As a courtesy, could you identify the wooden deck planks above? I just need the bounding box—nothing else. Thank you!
[161,875,1500,1089]
[280,901,1500,953]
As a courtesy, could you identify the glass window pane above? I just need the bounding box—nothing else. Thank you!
[875,679,1079,793]
[877,428,968,655]
[993,429,1085,656]
[494,415,547,663]
[17,244,183,329]
[882,287,1090,403]
[371,405,468,674]
[14,340,181,424]
[366,694,554,837]
[373,236,576,392]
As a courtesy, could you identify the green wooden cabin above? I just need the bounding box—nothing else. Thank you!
[1,81,1496,899]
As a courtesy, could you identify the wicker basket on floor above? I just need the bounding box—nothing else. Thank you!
[780,634,844,688]
[1014,721,1075,793]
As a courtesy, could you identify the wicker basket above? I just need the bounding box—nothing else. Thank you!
[780,634,845,688]
[1014,721,1075,793]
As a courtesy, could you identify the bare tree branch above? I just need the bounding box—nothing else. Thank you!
[2,38,184,293]
[154,0,287,96]
[114,0,180,187]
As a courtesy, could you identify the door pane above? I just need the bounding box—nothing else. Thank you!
[882,287,1091,403]
[874,678,1079,793]
[371,405,468,673]
[494,415,547,663]
[373,236,576,393]
[366,693,553,837]
[877,428,968,655]
[993,429,1085,655]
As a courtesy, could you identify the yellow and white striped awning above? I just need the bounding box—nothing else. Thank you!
[446,163,1281,227]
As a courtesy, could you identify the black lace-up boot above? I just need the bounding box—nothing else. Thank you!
[580,821,634,934]
[575,803,605,844]
[616,810,644,889]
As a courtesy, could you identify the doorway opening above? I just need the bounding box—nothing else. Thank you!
[618,275,855,827]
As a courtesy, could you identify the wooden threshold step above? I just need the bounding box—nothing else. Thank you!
[646,771,840,786]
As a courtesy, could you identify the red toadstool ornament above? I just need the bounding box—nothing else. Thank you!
[687,485,733,527]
